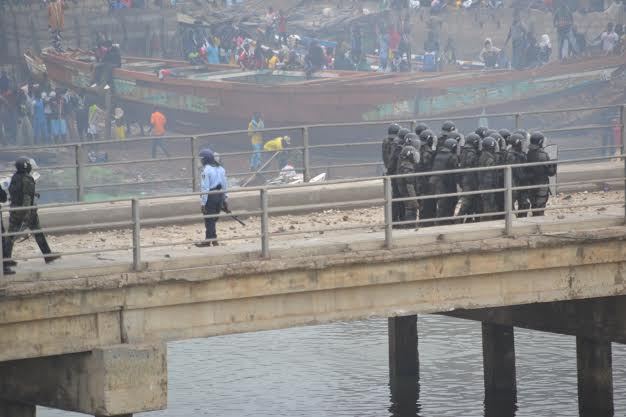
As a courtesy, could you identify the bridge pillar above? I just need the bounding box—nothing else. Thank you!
[482,323,517,416]
[388,315,418,377]
[577,336,613,417]
[0,344,166,417]
[0,400,35,417]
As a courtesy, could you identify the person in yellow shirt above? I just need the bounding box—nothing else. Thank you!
[248,112,264,170]
[268,53,279,69]
[263,135,290,169]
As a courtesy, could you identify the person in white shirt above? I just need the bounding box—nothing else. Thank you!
[600,22,619,54]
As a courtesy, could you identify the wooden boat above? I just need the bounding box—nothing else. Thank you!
[34,48,624,132]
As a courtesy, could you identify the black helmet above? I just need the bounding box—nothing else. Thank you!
[443,138,458,151]
[441,120,456,132]
[415,122,429,136]
[199,148,216,165]
[482,137,497,151]
[465,133,481,148]
[475,126,488,138]
[404,133,421,149]
[509,133,524,150]
[419,129,436,147]
[388,123,401,136]
[485,129,498,139]
[397,128,410,141]
[498,129,511,140]
[530,131,545,146]
[514,129,529,140]
[447,131,461,141]
[15,157,32,173]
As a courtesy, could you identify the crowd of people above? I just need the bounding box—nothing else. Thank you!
[0,74,99,146]
[382,120,556,228]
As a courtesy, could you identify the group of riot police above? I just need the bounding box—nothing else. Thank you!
[382,120,556,228]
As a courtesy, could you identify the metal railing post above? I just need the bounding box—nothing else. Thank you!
[75,144,85,202]
[132,198,142,271]
[104,89,112,140]
[191,136,199,192]
[514,113,521,130]
[384,176,393,249]
[620,105,626,223]
[504,166,513,236]
[302,127,311,182]
[260,188,270,258]
[0,220,4,279]
[410,120,416,132]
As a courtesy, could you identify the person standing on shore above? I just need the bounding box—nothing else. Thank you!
[150,106,170,158]
[248,112,264,171]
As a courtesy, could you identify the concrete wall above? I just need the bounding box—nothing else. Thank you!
[0,3,179,63]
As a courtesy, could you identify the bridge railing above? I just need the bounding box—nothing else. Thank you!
[2,152,626,278]
[0,104,624,203]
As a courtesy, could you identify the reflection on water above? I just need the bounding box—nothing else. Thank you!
[40,315,626,417]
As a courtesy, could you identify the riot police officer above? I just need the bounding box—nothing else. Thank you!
[418,129,437,224]
[383,123,401,174]
[5,157,61,265]
[457,133,481,222]
[475,126,488,139]
[526,132,556,216]
[498,129,512,145]
[415,122,430,137]
[505,133,530,217]
[389,128,410,227]
[1,186,14,275]
[397,133,421,228]
[478,137,499,220]
[441,120,456,134]
[429,138,459,224]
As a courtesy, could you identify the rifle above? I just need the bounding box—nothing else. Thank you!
[222,203,246,226]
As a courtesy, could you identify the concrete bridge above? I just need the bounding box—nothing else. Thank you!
[2,211,626,417]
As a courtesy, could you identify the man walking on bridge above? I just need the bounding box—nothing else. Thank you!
[197,149,229,247]
[5,158,61,265]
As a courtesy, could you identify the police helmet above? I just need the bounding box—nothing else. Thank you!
[482,137,497,151]
[403,133,421,149]
[509,133,525,150]
[514,129,529,140]
[388,123,401,136]
[397,128,410,142]
[414,122,429,136]
[529,131,545,146]
[498,129,511,140]
[465,133,481,148]
[475,126,488,138]
[15,157,32,173]
[283,135,291,145]
[485,129,498,139]
[441,121,456,132]
[419,129,436,147]
[199,148,215,165]
[443,138,458,152]
[447,131,461,141]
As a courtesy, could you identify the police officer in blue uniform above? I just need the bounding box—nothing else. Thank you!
[196,148,229,247]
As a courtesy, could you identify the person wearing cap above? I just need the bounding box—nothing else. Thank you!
[113,107,126,140]
[263,135,291,169]
[196,148,228,247]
